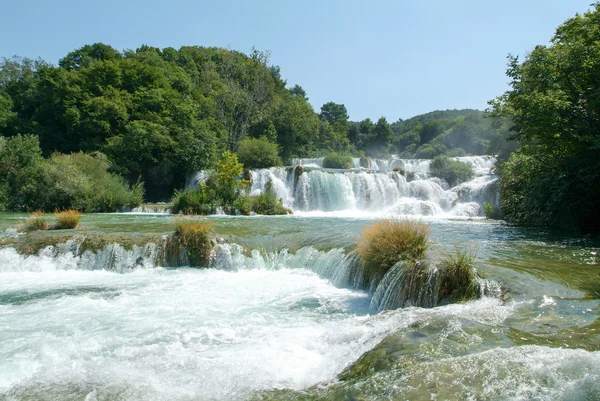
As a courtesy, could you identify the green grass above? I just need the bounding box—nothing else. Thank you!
[437,249,480,302]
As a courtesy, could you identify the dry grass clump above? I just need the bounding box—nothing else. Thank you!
[437,249,480,302]
[357,218,430,279]
[173,220,214,267]
[24,211,49,232]
[53,210,82,229]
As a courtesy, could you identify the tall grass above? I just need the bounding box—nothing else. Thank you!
[24,211,49,232]
[437,249,480,302]
[53,210,82,229]
[173,220,214,266]
[357,218,430,279]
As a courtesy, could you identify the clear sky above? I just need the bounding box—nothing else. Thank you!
[0,0,593,121]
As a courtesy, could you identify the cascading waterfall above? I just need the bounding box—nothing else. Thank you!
[186,155,498,217]
[0,238,501,312]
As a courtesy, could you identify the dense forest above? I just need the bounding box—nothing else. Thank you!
[490,3,600,231]
[0,44,510,206]
[2,2,597,231]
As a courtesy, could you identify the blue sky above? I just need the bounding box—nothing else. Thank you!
[0,0,593,121]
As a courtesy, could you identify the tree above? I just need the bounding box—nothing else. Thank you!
[236,136,282,168]
[320,101,349,126]
[290,84,308,100]
[489,3,600,231]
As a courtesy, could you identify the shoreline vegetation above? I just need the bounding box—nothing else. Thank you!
[1,4,599,231]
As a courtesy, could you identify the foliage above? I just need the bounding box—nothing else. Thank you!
[0,135,143,212]
[437,249,480,303]
[251,181,289,215]
[171,188,215,215]
[489,4,600,231]
[483,202,493,219]
[53,210,82,229]
[23,211,49,232]
[173,220,213,267]
[236,136,282,168]
[357,218,430,280]
[322,152,353,169]
[212,151,244,205]
[429,155,474,186]
[389,109,514,158]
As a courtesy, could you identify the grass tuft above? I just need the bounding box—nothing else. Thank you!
[24,211,49,232]
[357,218,430,279]
[173,220,214,267]
[53,210,82,229]
[437,249,480,302]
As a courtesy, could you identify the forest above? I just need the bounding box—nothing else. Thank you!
[0,44,510,206]
[1,3,598,231]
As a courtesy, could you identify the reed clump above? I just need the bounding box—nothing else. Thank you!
[24,211,49,232]
[357,218,430,279]
[53,210,82,229]
[171,220,214,267]
[437,249,480,302]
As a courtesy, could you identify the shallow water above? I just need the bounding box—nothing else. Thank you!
[1,213,599,400]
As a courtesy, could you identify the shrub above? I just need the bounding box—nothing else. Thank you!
[171,187,215,215]
[23,211,49,232]
[357,218,430,279]
[322,153,353,169]
[429,155,474,186]
[233,181,289,215]
[445,147,467,157]
[173,220,213,267]
[252,181,288,215]
[53,210,82,229]
[392,166,406,176]
[483,202,494,219]
[233,195,256,215]
[236,136,282,168]
[437,249,480,302]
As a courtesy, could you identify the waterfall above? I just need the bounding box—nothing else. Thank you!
[184,155,498,217]
[369,260,502,311]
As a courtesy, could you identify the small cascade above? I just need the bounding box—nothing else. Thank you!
[369,260,500,311]
[0,240,160,273]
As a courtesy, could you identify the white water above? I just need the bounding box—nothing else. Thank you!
[0,244,524,401]
[183,155,498,217]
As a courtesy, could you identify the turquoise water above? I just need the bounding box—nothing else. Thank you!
[0,213,599,400]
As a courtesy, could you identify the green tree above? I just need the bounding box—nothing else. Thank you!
[236,136,282,168]
[489,4,600,231]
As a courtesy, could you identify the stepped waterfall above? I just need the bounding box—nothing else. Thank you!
[189,155,498,216]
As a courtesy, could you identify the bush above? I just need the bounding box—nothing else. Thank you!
[437,249,480,302]
[322,152,353,169]
[23,211,49,232]
[236,136,282,168]
[252,181,289,215]
[0,140,144,212]
[483,202,494,219]
[53,210,82,229]
[445,147,467,157]
[357,218,430,279]
[233,181,290,215]
[171,187,215,215]
[392,166,406,176]
[429,155,474,186]
[173,220,213,267]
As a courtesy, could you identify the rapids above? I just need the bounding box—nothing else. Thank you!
[1,174,599,400]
